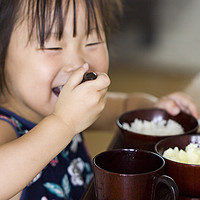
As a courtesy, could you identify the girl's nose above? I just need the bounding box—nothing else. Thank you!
[63,47,86,68]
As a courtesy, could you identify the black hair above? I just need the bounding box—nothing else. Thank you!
[0,0,122,93]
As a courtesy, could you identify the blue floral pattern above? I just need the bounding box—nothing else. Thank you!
[43,174,71,199]
[0,107,93,200]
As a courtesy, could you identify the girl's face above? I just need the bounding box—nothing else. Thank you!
[3,0,109,123]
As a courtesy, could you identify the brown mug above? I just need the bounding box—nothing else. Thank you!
[92,149,179,200]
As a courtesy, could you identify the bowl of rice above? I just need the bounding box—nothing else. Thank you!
[116,108,198,151]
[155,135,200,198]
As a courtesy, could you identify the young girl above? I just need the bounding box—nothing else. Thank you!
[0,0,198,199]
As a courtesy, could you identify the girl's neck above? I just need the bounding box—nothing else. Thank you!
[0,95,43,124]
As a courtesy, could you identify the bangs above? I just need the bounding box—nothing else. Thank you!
[25,0,104,47]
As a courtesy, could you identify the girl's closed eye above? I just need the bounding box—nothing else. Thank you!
[86,34,104,48]
[38,46,63,55]
[85,28,105,48]
[37,37,63,53]
[86,41,102,47]
[42,47,63,50]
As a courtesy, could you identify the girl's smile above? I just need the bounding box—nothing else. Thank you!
[52,86,63,97]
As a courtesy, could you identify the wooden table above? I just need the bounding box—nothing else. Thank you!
[81,131,123,200]
[81,131,200,200]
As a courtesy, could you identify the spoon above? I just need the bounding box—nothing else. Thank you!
[81,72,97,83]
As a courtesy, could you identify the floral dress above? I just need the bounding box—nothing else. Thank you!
[0,107,93,200]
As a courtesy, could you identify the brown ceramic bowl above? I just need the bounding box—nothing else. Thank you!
[116,108,199,151]
[155,135,200,198]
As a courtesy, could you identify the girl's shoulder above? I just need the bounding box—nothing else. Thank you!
[0,115,18,144]
[0,114,18,130]
[0,108,33,137]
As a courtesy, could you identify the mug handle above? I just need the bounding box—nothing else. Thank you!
[152,175,179,200]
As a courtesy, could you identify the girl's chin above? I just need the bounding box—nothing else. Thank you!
[41,106,55,117]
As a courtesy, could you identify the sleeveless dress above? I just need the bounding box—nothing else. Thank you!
[0,107,93,200]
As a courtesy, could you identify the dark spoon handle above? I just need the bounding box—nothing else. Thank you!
[82,72,97,83]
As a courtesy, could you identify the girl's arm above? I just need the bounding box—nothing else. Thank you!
[90,90,199,131]
[0,115,74,199]
[90,91,157,131]
[0,121,22,200]
[0,66,110,199]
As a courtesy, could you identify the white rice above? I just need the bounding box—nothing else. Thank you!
[122,118,184,136]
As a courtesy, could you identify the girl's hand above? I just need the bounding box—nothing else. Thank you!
[154,92,199,118]
[53,64,110,134]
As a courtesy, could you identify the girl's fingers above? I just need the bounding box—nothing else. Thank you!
[155,93,199,118]
[168,93,199,118]
[65,65,110,92]
[155,97,181,115]
[82,72,110,91]
[65,64,89,89]
[97,73,111,90]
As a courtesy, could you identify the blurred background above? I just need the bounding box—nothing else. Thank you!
[110,0,200,73]
[85,0,200,158]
